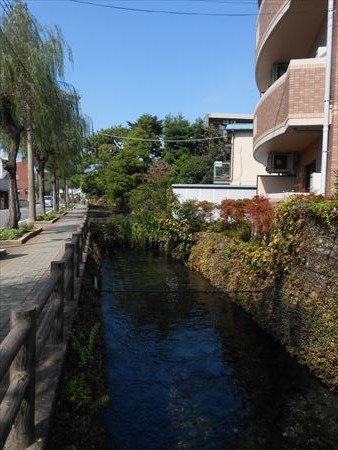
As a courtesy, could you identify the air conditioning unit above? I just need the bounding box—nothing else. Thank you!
[310,172,321,193]
[316,46,326,58]
[266,153,298,175]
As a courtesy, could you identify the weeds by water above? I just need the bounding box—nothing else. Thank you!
[47,242,110,449]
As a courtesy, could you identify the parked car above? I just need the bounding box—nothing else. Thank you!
[19,199,29,207]
[44,195,53,207]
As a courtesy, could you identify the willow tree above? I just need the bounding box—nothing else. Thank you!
[42,91,90,212]
[0,3,71,227]
[34,87,89,214]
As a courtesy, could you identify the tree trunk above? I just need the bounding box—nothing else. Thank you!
[36,158,46,216]
[3,133,21,229]
[27,128,36,222]
[64,179,69,209]
[37,170,45,216]
[52,171,57,212]
[56,176,60,211]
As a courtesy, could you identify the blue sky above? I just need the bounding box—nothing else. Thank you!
[26,0,260,131]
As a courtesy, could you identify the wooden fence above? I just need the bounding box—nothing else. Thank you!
[0,215,89,449]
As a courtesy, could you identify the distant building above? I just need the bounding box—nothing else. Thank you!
[254,0,337,198]
[204,113,266,186]
[16,160,29,201]
[172,113,266,204]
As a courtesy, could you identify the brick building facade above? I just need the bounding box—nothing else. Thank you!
[16,160,29,201]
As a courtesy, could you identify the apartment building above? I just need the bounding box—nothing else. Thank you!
[254,0,337,197]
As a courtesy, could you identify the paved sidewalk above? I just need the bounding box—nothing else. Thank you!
[0,205,88,343]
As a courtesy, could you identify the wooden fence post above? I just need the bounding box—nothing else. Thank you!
[50,261,65,344]
[78,226,84,262]
[8,308,36,449]
[72,233,80,278]
[65,242,75,301]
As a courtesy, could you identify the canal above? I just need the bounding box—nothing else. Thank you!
[101,248,338,450]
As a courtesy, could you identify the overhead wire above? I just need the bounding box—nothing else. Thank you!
[101,132,227,143]
[27,0,329,4]
[46,0,324,17]
[67,0,259,16]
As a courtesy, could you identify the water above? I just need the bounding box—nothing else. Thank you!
[101,249,338,450]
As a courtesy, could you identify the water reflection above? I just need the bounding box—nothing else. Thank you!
[101,249,338,450]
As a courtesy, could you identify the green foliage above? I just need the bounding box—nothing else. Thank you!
[71,322,102,369]
[36,211,59,221]
[161,114,224,184]
[157,216,195,259]
[83,118,163,210]
[92,216,133,248]
[82,113,226,206]
[0,223,34,240]
[276,194,338,229]
[173,154,214,184]
[81,170,105,199]
[48,247,109,448]
[66,377,91,407]
[127,114,163,158]
[0,3,89,227]
[173,199,206,233]
[93,198,203,259]
[67,323,109,417]
[162,114,192,163]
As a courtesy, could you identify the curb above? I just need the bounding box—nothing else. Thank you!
[35,216,60,224]
[35,211,68,225]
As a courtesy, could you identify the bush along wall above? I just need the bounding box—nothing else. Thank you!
[188,196,338,391]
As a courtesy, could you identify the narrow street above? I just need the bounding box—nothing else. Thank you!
[0,204,52,228]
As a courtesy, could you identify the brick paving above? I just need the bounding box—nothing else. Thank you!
[0,205,87,343]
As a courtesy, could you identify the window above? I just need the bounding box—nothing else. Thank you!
[272,62,289,83]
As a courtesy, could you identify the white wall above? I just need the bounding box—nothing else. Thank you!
[172,184,257,204]
[231,132,266,185]
[257,175,298,195]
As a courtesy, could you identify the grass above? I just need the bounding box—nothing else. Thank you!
[36,207,67,221]
[0,223,34,240]
[36,210,59,221]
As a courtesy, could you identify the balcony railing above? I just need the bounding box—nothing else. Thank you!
[256,0,287,51]
[254,58,325,152]
[214,161,231,183]
[256,0,327,93]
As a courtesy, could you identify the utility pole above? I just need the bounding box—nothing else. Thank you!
[320,0,335,196]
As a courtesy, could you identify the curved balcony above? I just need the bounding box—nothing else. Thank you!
[256,0,326,93]
[253,58,325,163]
